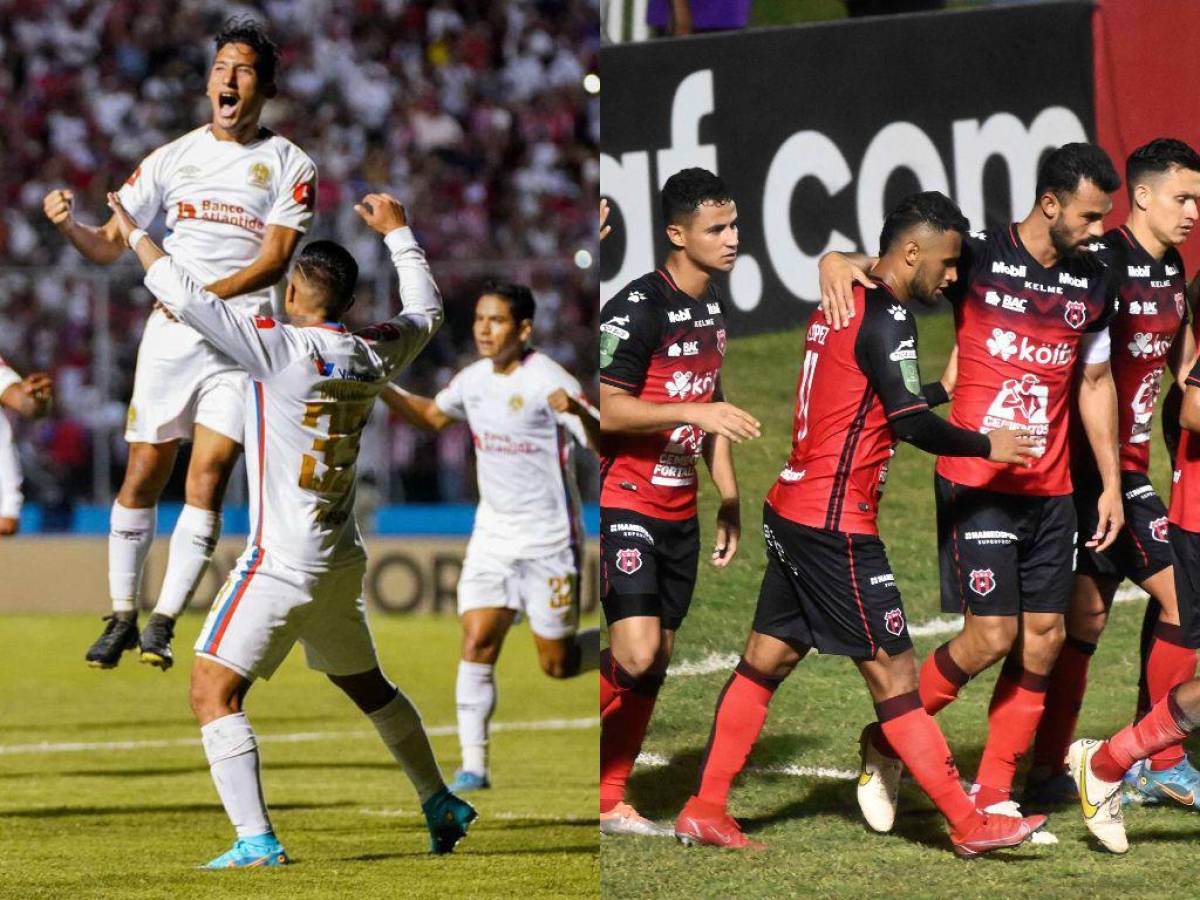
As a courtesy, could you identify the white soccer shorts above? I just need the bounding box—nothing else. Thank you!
[124,311,247,444]
[457,542,581,640]
[195,547,378,681]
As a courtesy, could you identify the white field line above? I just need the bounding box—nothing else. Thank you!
[666,586,1149,679]
[0,716,598,757]
[636,752,857,781]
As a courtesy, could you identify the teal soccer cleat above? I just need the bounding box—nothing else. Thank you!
[448,769,491,793]
[1124,757,1200,809]
[201,833,291,869]
[422,788,478,854]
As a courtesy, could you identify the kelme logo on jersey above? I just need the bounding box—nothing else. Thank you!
[1063,300,1087,329]
[1150,516,1169,543]
[615,548,643,575]
[969,568,996,596]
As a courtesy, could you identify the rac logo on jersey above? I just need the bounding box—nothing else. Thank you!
[1064,300,1087,329]
[615,548,643,575]
[969,568,996,597]
[1150,516,1169,543]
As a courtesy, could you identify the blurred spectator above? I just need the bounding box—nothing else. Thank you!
[648,0,752,35]
[0,0,600,519]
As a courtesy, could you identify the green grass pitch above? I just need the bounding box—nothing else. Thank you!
[0,613,598,899]
[601,311,1193,898]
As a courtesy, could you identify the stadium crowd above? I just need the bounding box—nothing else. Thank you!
[0,0,600,522]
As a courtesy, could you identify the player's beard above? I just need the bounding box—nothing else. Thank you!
[1049,217,1084,261]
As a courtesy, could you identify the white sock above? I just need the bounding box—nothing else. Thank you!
[201,712,272,839]
[456,661,496,776]
[368,690,445,803]
[154,505,220,618]
[572,628,601,674]
[108,502,156,613]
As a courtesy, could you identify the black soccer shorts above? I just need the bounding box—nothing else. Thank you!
[600,507,700,631]
[751,503,913,660]
[1075,471,1172,586]
[935,474,1077,616]
[1169,523,1200,649]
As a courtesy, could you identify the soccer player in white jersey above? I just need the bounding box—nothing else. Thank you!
[107,188,476,866]
[0,360,53,535]
[382,284,602,791]
[42,18,316,669]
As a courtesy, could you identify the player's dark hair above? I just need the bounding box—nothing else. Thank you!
[1035,142,1120,201]
[1126,138,1200,198]
[295,240,359,319]
[661,168,732,226]
[213,16,280,86]
[480,280,536,323]
[878,191,969,255]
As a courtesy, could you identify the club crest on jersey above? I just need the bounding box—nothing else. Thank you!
[508,394,524,412]
[1176,292,1187,318]
[615,548,643,575]
[883,607,905,636]
[248,162,271,187]
[1150,516,1169,543]
[1063,300,1087,330]
[969,568,996,596]
[716,329,727,356]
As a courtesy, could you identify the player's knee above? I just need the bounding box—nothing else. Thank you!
[189,679,236,723]
[1068,609,1108,644]
[184,466,225,510]
[616,646,661,680]
[461,630,503,663]
[540,645,580,680]
[972,620,1018,664]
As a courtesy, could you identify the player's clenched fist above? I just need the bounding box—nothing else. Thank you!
[43,188,75,229]
[689,401,761,443]
[354,193,408,235]
[547,388,583,416]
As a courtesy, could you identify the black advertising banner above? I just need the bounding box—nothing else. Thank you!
[599,2,1096,333]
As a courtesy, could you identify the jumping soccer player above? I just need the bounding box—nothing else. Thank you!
[820,143,1124,820]
[43,17,316,669]
[674,192,1044,854]
[599,168,759,837]
[1028,138,1200,804]
[1068,344,1200,852]
[380,282,602,792]
[106,189,474,866]
[0,361,53,535]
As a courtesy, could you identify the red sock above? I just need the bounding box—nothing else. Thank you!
[600,649,619,715]
[973,662,1048,808]
[1031,636,1096,770]
[599,655,664,813]
[919,642,971,716]
[693,660,781,811]
[1144,622,1198,770]
[1091,686,1194,782]
[876,691,981,833]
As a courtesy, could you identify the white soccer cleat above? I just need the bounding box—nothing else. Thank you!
[857,724,902,833]
[1066,738,1128,854]
[977,799,1058,844]
[600,801,674,838]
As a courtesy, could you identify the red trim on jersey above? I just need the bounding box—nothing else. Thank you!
[826,386,875,531]
[599,373,640,390]
[846,535,875,655]
[951,482,966,612]
[1127,522,1150,567]
[657,268,680,292]
[1118,225,1137,248]
[299,322,348,332]
[205,546,265,654]
[1008,224,1019,248]
[886,402,929,420]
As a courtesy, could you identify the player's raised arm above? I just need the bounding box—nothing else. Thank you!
[817,251,876,330]
[549,387,601,451]
[354,194,444,374]
[379,384,456,432]
[0,368,53,419]
[1180,354,1200,433]
[204,225,303,301]
[43,189,126,265]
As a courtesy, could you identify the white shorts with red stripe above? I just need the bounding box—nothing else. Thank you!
[125,311,247,444]
[457,541,580,640]
[195,545,377,681]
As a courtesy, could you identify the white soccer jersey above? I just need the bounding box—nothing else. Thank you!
[118,124,317,317]
[435,352,592,559]
[144,227,442,573]
[0,364,22,520]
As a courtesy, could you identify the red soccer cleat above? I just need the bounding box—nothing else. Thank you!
[673,797,765,849]
[950,812,1047,859]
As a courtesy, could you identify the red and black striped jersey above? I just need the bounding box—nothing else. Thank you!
[599,268,727,520]
[1075,226,1187,476]
[1170,331,1200,532]
[935,225,1118,496]
[766,281,930,535]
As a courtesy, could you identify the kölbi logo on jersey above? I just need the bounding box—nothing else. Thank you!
[985,328,1072,366]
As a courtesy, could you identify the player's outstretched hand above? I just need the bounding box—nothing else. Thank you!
[355,193,408,235]
[43,189,75,229]
[818,252,872,331]
[689,401,761,443]
[1087,488,1125,552]
[712,498,740,567]
[986,427,1040,467]
[600,198,612,242]
[17,373,53,419]
[0,517,18,537]
[105,192,137,245]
